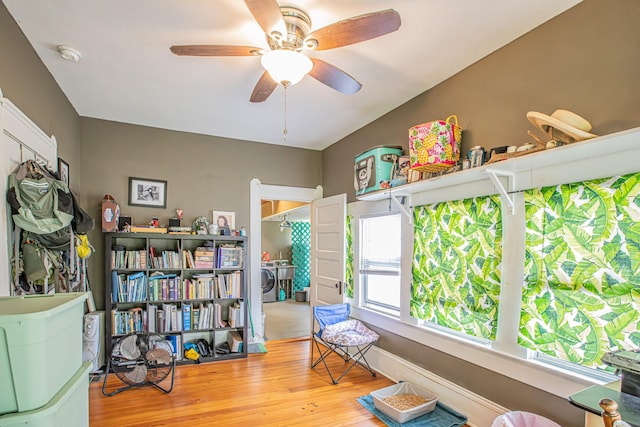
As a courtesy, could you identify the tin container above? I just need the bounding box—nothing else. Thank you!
[468,146,485,168]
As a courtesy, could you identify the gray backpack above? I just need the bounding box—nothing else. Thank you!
[7,160,94,250]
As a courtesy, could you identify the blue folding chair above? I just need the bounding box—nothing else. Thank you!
[310,303,379,384]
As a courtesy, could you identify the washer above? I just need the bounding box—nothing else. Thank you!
[261,265,277,303]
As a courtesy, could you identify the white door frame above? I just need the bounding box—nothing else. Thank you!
[249,179,322,341]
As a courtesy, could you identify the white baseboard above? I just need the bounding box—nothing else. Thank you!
[367,346,509,427]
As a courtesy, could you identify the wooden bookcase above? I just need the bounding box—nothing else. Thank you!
[104,232,248,365]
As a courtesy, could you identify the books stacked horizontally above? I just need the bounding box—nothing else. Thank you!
[227,330,243,353]
[194,247,214,269]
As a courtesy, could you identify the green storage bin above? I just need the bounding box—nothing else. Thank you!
[0,293,86,415]
[0,361,91,427]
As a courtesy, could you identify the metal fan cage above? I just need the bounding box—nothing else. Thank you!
[102,332,176,396]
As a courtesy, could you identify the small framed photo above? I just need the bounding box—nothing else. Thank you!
[213,210,235,231]
[128,177,167,208]
[58,158,69,187]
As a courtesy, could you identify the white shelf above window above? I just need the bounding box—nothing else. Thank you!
[357,127,640,207]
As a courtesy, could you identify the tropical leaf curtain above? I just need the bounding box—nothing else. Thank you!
[411,196,503,340]
[345,214,354,298]
[520,173,640,367]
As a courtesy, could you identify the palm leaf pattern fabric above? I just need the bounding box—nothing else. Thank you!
[411,196,503,340]
[520,173,640,367]
[345,214,354,298]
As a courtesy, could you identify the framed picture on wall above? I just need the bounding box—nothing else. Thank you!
[213,210,235,231]
[128,177,167,208]
[58,158,69,187]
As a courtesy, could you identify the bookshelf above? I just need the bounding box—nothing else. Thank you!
[104,232,248,366]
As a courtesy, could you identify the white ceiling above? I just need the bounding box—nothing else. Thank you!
[3,0,581,151]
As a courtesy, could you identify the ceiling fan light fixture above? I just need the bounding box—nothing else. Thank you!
[261,49,312,86]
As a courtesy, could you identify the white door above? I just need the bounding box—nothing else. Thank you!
[1,96,58,296]
[310,193,346,308]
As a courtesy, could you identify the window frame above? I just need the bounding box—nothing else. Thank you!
[358,212,402,314]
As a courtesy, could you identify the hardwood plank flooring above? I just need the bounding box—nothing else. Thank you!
[90,338,394,426]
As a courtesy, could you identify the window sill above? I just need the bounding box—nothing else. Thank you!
[351,305,608,399]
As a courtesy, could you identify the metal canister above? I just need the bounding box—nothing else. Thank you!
[468,146,485,168]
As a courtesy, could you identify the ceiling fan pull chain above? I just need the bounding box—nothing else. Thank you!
[283,85,288,141]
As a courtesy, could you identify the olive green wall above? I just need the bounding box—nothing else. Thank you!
[0,2,82,191]
[79,118,322,309]
[323,0,640,202]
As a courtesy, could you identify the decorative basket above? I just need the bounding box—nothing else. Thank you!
[409,115,462,173]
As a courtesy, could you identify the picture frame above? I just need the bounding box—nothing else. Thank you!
[128,177,167,208]
[213,210,235,231]
[58,158,69,187]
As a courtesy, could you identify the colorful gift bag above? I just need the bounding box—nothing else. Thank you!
[409,115,462,173]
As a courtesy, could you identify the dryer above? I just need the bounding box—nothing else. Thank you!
[261,266,277,303]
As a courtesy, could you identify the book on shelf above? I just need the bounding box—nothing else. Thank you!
[148,305,157,333]
[227,330,243,353]
[182,303,192,331]
[148,274,180,301]
[111,307,145,335]
[194,247,214,269]
[215,271,242,299]
[192,307,200,329]
[182,250,196,269]
[228,301,244,328]
[166,335,183,360]
[214,302,228,328]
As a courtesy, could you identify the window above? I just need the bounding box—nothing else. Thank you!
[360,214,401,313]
[411,195,503,341]
[520,173,640,370]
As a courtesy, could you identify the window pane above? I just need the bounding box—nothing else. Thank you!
[361,214,401,271]
[520,173,640,370]
[411,196,502,340]
[364,274,400,309]
[360,214,401,311]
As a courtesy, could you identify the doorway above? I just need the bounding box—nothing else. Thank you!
[261,202,311,340]
[249,180,322,342]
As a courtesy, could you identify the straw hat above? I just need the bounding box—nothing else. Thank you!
[526,109,597,142]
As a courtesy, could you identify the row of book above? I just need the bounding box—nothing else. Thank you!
[112,301,241,335]
[112,271,147,303]
[111,271,242,303]
[111,307,145,335]
[111,246,244,270]
[111,248,148,270]
[227,301,244,328]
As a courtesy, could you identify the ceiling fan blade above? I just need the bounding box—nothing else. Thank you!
[244,0,286,36]
[308,58,362,95]
[170,45,262,57]
[306,9,401,51]
[250,71,278,103]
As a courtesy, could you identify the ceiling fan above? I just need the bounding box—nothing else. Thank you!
[170,0,401,103]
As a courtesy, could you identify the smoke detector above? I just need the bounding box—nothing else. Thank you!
[57,45,82,62]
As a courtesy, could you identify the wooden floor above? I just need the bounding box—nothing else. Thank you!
[89,338,395,426]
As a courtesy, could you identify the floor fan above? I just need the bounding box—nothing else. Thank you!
[102,333,175,396]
